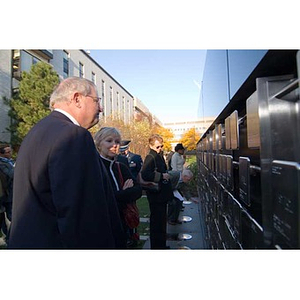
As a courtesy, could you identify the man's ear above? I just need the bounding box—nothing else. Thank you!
[73,92,82,108]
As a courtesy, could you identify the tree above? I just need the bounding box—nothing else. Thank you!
[7,62,59,146]
[180,127,200,151]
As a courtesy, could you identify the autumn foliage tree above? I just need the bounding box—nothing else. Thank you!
[93,115,174,159]
[180,127,200,151]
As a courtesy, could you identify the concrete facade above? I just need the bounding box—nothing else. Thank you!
[0,50,12,142]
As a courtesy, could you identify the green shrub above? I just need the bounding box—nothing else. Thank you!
[186,158,199,197]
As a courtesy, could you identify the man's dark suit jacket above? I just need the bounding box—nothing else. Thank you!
[8,111,124,249]
[126,151,143,180]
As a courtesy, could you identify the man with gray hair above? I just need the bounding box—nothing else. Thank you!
[9,77,125,249]
[167,169,193,225]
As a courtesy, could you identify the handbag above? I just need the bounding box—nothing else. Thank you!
[137,172,160,192]
[116,162,140,228]
[123,202,140,229]
[138,153,163,193]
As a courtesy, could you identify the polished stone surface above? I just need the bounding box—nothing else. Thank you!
[143,198,208,249]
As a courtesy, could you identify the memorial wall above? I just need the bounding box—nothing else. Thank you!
[197,50,300,249]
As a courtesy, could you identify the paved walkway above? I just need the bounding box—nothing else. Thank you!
[142,198,208,249]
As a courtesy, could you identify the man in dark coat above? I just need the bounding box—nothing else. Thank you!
[8,77,124,249]
[119,140,143,180]
[119,139,143,246]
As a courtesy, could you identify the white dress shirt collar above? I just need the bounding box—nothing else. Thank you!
[54,108,80,126]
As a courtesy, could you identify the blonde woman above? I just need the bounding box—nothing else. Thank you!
[94,127,142,248]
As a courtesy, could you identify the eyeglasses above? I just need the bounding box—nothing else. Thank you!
[85,94,101,103]
[156,145,164,149]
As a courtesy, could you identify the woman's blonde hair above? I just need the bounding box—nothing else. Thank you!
[94,127,121,150]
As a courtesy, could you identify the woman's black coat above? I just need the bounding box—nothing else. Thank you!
[141,149,173,203]
[100,156,142,221]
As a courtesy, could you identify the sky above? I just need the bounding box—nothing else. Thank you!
[89,49,207,124]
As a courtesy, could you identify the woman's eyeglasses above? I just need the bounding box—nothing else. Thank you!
[156,145,164,149]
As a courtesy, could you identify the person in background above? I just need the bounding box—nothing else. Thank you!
[117,152,130,169]
[0,143,14,244]
[119,140,143,180]
[141,134,173,249]
[94,127,142,248]
[119,139,143,245]
[167,169,193,225]
[171,143,186,171]
[8,76,124,249]
[166,150,175,171]
[170,143,186,211]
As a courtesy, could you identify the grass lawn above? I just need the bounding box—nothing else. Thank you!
[137,194,150,218]
[134,194,150,249]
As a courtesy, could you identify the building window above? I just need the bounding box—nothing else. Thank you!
[101,80,105,116]
[101,80,105,101]
[12,50,21,80]
[79,62,84,78]
[127,99,130,121]
[63,51,69,79]
[92,72,96,84]
[122,96,125,120]
[116,91,119,117]
[109,86,113,116]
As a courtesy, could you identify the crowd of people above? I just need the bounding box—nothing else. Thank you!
[0,76,194,250]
